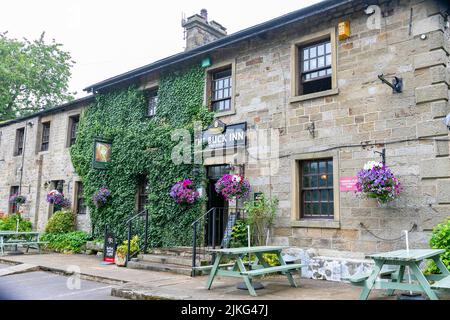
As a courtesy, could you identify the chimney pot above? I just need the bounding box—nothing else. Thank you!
[200,9,208,21]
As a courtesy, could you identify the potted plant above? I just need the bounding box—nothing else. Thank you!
[244,194,278,246]
[115,235,139,267]
[92,187,111,208]
[356,161,402,205]
[215,174,251,202]
[170,179,200,205]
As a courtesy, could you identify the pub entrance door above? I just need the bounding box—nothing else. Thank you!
[206,165,230,247]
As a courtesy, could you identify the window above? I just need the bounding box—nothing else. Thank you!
[137,175,149,213]
[14,128,25,156]
[300,40,332,95]
[146,89,158,117]
[41,122,51,151]
[291,28,337,102]
[75,182,86,215]
[68,115,80,146]
[300,159,334,219]
[50,180,65,214]
[211,68,232,113]
[9,186,19,214]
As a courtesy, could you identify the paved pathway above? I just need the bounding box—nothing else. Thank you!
[1,253,447,300]
[0,264,122,300]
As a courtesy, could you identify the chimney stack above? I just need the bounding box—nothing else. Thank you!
[182,9,227,51]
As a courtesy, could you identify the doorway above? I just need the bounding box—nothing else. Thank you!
[206,165,230,246]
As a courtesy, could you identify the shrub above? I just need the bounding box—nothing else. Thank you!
[230,219,248,248]
[45,210,75,234]
[41,231,91,253]
[244,194,279,246]
[116,235,140,258]
[0,214,32,232]
[426,219,450,274]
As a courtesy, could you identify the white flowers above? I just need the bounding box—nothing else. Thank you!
[363,161,383,171]
[232,175,242,183]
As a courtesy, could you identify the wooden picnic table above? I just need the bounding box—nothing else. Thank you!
[198,246,305,296]
[355,249,450,300]
[0,231,45,255]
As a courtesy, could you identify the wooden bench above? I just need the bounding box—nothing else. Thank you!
[193,262,252,275]
[0,241,48,254]
[240,263,305,277]
[431,275,450,290]
[342,269,397,285]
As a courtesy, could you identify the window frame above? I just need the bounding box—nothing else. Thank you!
[40,122,51,152]
[300,158,335,220]
[290,27,338,103]
[291,151,340,229]
[74,181,87,215]
[204,60,236,117]
[145,88,158,118]
[136,175,149,213]
[68,115,80,147]
[14,127,25,157]
[9,186,20,214]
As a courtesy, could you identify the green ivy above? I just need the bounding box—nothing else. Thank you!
[426,219,450,274]
[70,64,213,247]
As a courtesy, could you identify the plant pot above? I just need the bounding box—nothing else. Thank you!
[115,254,126,267]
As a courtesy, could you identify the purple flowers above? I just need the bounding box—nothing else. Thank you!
[9,193,26,205]
[170,179,199,205]
[46,190,71,208]
[93,187,111,208]
[356,162,402,204]
[215,174,251,201]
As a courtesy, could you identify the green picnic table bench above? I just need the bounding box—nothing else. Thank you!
[343,249,450,300]
[0,231,48,255]
[201,246,305,296]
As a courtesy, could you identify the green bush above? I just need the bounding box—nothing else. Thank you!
[116,235,139,258]
[0,214,32,232]
[426,219,450,274]
[45,210,75,234]
[41,231,91,254]
[230,220,248,248]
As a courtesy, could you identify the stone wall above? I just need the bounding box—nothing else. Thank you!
[203,0,450,256]
[0,102,91,232]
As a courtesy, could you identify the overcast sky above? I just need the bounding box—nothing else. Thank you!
[1,0,321,98]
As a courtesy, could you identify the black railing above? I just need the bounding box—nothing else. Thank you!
[191,207,245,277]
[124,209,150,267]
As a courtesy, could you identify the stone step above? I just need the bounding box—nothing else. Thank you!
[137,254,210,267]
[147,247,212,258]
[127,260,193,276]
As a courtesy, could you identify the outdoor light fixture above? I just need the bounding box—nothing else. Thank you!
[307,122,316,138]
[378,74,403,93]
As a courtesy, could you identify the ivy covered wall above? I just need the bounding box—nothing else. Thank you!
[70,64,212,247]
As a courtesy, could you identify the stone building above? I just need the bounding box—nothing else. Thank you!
[1,0,450,278]
[0,96,93,231]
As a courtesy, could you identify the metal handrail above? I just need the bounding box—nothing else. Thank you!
[191,207,216,227]
[125,209,150,267]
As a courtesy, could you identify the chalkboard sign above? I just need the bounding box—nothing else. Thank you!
[103,232,116,263]
[221,213,237,248]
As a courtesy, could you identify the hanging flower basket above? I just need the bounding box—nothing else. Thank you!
[215,174,251,201]
[9,193,27,205]
[46,190,71,208]
[93,187,111,208]
[356,161,402,204]
[170,179,200,205]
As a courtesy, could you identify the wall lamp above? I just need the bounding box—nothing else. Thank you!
[378,74,403,93]
[444,114,450,131]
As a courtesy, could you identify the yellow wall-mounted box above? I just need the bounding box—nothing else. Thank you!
[338,21,350,40]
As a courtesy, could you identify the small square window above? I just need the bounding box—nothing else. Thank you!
[146,89,158,117]
[211,68,232,113]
